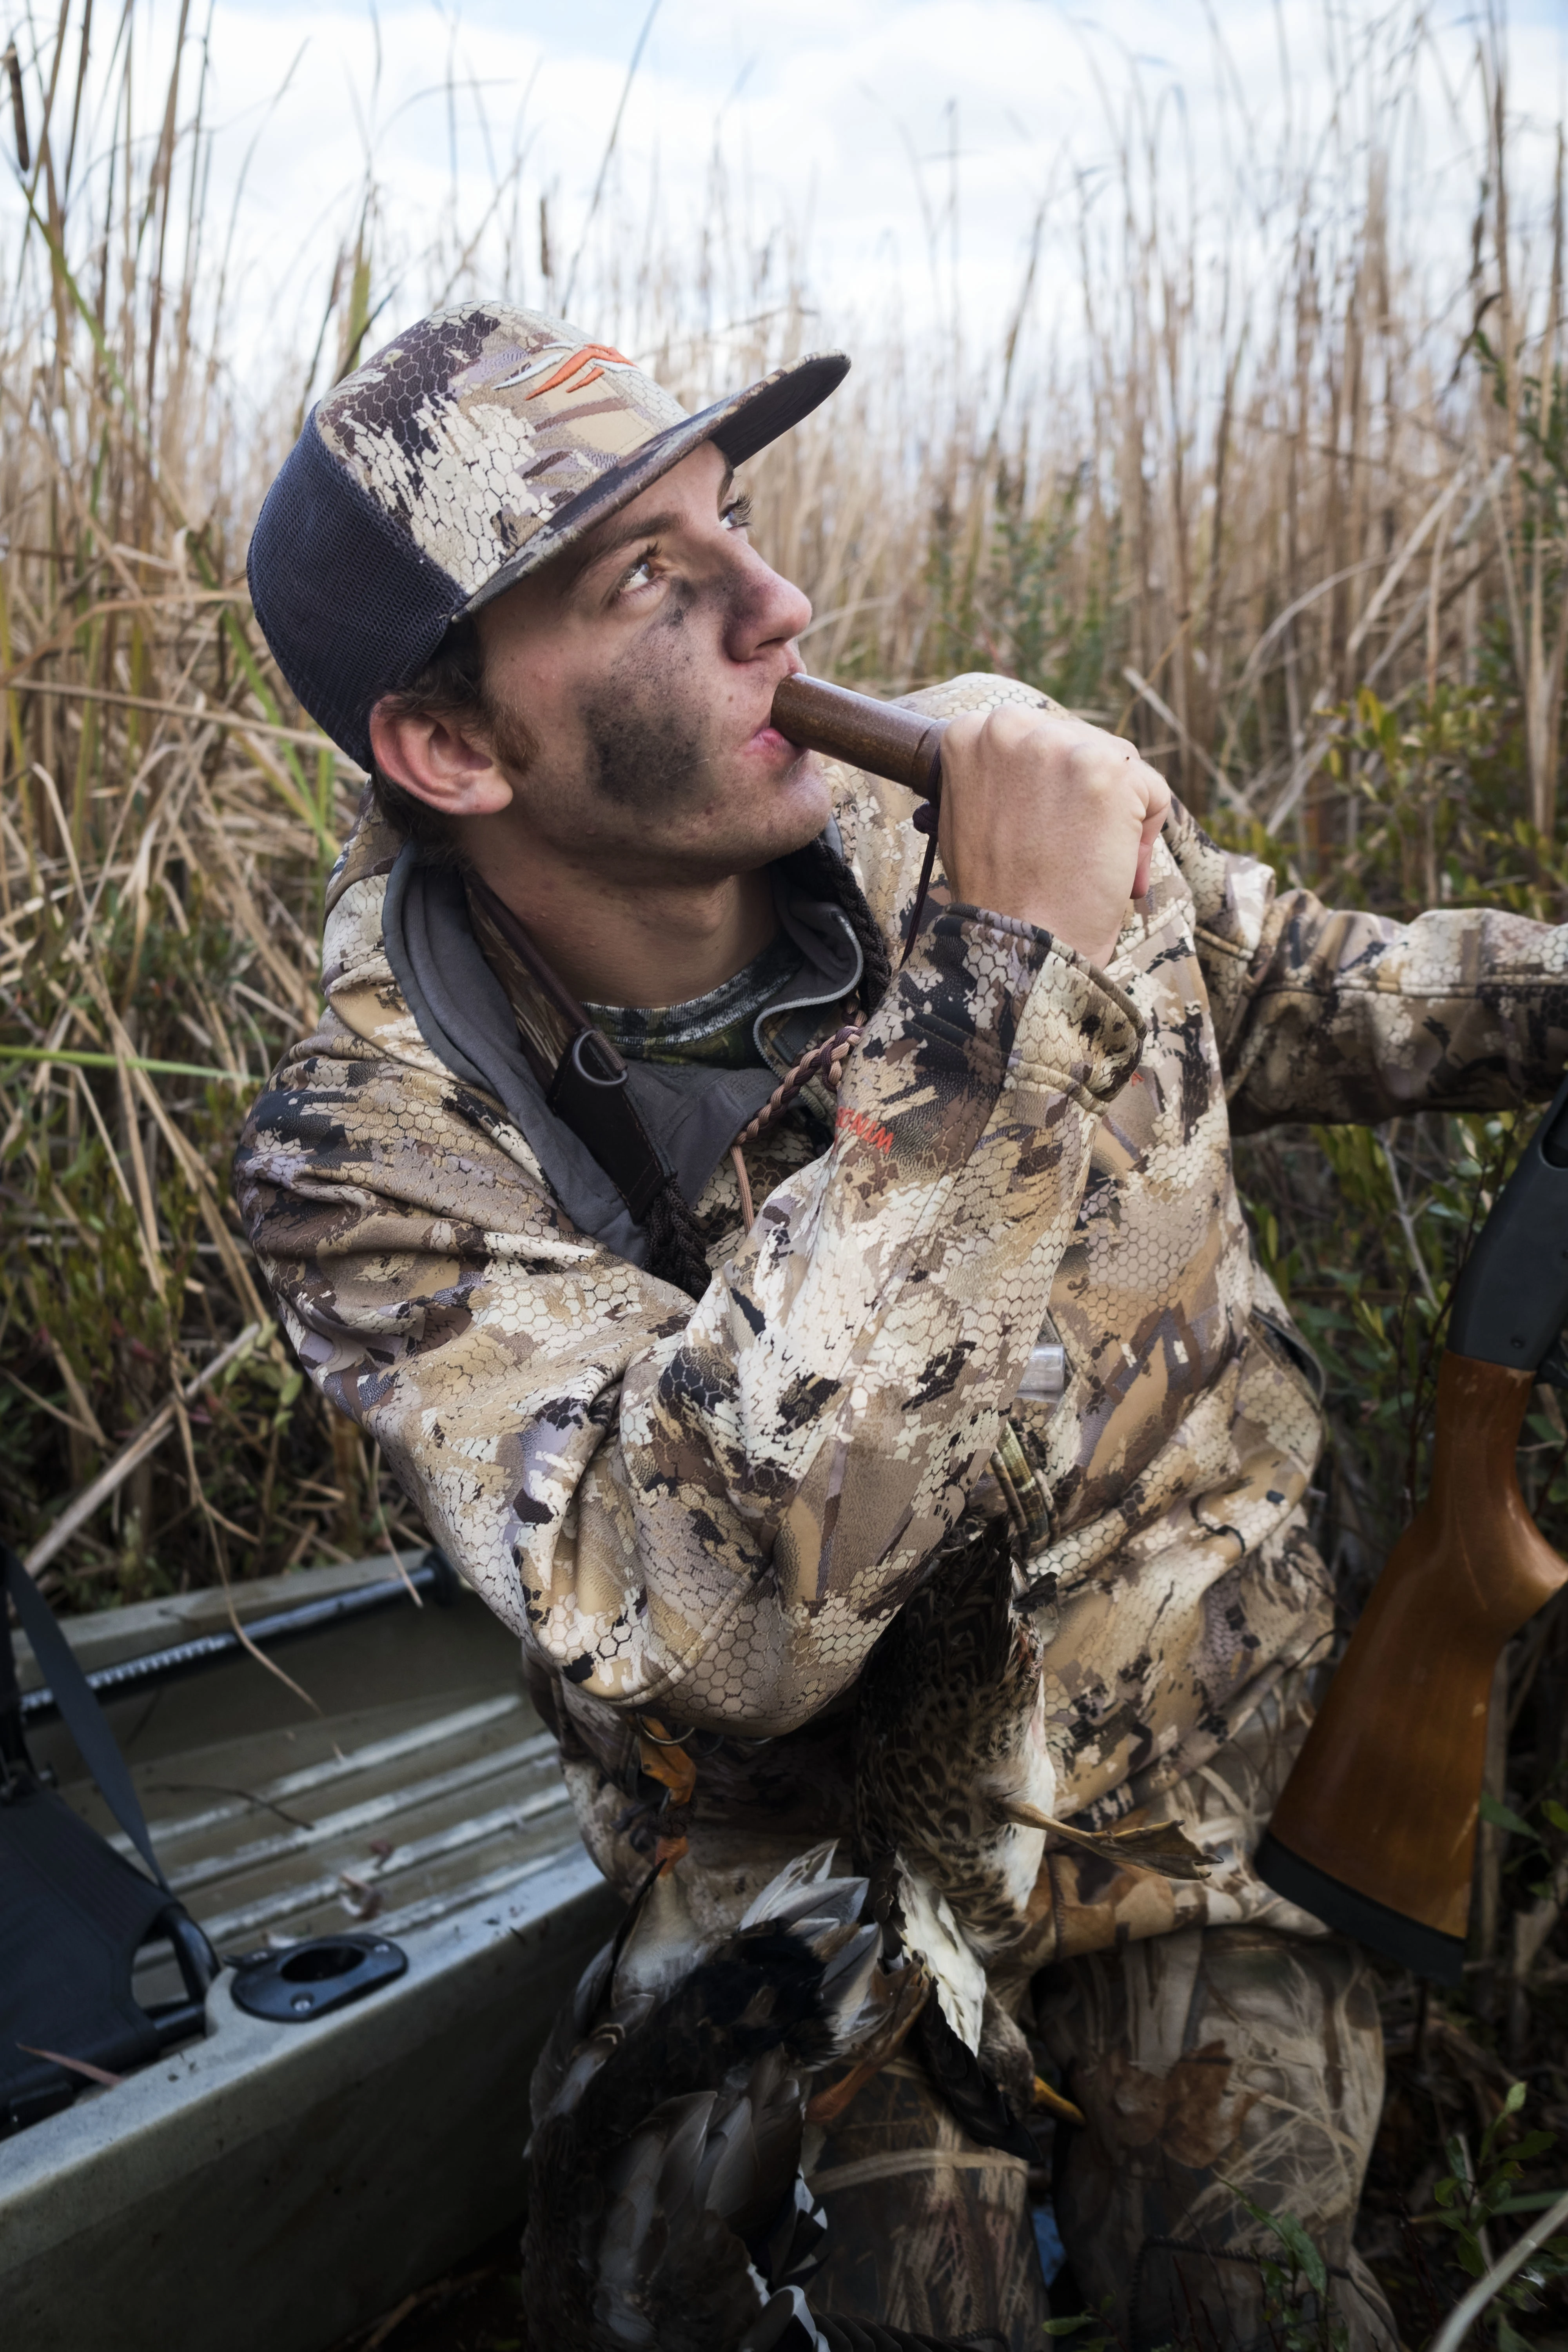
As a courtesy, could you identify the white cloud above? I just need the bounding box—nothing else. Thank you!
[9,0,1566,417]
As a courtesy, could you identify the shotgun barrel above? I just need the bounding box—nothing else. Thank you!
[770,674,947,804]
[1258,1073,1568,1981]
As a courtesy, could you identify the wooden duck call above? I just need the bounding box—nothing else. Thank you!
[771,673,947,805]
[1259,1074,1568,1982]
[771,675,949,958]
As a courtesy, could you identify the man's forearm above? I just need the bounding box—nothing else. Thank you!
[1167,800,1568,1124]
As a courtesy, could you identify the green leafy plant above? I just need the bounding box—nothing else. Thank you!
[1041,2199,1345,2352]
[1430,2083,1568,2347]
[1042,2301,1123,2347]
[1217,2192,1349,2352]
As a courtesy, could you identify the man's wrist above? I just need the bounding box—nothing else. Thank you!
[970,898,1121,964]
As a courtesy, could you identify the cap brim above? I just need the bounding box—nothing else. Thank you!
[460,350,849,619]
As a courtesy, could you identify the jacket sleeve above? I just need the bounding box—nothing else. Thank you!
[1167,799,1568,1131]
[236,908,1142,1738]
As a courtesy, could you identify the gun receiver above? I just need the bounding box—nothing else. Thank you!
[1258,1073,1568,1980]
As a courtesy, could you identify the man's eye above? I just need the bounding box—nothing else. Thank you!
[722,493,754,532]
[619,548,658,593]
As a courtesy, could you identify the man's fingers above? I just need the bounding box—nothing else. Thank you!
[934,701,1172,956]
[1131,773,1172,898]
[1129,755,1172,825]
[940,710,987,755]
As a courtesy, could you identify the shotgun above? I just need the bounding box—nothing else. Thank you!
[773,674,1568,1985]
[1259,1077,1568,1982]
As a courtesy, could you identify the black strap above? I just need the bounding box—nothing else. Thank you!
[899,805,941,969]
[3,1543,171,1893]
[548,1028,669,1223]
[466,873,673,1226]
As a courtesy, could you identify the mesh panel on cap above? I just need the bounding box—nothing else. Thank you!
[247,419,461,772]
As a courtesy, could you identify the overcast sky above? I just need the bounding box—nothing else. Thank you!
[13,2,1568,397]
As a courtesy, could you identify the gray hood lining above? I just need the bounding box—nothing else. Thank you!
[381,844,861,1267]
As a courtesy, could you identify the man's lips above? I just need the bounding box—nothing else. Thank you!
[746,722,801,758]
[745,664,809,758]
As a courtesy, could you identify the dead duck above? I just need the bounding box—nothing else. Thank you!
[521,1528,1205,2349]
[854,1518,1205,2131]
[521,1844,996,2352]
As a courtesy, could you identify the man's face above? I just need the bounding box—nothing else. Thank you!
[456,443,831,885]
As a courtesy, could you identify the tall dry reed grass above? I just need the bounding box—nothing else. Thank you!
[3,4,1568,2328]
[1,1,1563,1596]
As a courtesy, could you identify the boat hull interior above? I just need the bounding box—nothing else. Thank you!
[4,1557,617,2352]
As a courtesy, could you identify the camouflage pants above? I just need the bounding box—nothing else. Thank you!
[806,1925,1397,2352]
[1037,1925,1398,2352]
[804,2054,1049,2348]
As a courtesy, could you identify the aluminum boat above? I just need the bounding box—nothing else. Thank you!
[2,1553,615,2352]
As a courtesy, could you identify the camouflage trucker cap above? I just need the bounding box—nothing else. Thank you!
[247,301,849,773]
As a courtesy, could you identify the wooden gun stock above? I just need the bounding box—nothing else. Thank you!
[1259,1354,1567,1980]
[1259,1077,1568,1981]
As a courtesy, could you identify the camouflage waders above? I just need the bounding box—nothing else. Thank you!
[1037,1925,1396,2352]
[804,1924,1394,2352]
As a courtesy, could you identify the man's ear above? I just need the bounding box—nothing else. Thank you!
[367,700,515,818]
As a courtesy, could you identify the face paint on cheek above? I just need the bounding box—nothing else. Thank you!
[581,693,708,815]
[578,579,722,816]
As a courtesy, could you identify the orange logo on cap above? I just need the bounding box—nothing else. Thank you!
[523,343,632,399]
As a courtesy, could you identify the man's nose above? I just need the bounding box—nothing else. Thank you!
[722,542,812,661]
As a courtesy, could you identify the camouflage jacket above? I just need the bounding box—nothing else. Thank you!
[235,675,1568,1978]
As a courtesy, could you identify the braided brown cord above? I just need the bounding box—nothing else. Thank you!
[734,1024,864,1152]
[660,1023,865,1268]
[730,1144,757,1232]
[730,1024,863,1235]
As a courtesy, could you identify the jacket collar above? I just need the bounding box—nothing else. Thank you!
[327,806,860,1266]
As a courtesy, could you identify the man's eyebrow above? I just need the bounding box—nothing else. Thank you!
[562,467,738,593]
[566,511,680,586]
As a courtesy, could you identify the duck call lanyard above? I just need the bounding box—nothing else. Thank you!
[465,874,865,1239]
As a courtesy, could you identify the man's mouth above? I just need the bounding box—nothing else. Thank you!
[742,713,817,769]
[744,663,811,760]
[746,723,795,757]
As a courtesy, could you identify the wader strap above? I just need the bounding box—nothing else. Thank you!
[549,1028,668,1223]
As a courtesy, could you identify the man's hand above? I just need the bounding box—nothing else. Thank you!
[936,706,1172,967]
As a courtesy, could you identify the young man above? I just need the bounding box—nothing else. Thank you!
[238,303,1566,2350]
